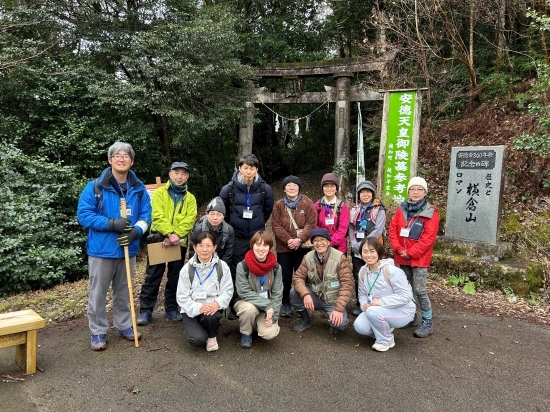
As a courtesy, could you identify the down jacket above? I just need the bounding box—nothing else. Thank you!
[389,201,440,267]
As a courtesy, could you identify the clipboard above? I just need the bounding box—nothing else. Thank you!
[147,242,182,265]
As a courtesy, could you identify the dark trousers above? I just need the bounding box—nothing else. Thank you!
[182,311,223,347]
[139,247,187,312]
[277,250,308,305]
[352,256,364,307]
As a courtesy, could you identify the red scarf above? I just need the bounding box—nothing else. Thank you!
[244,250,277,275]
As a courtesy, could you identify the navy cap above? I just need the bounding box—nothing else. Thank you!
[310,227,331,242]
[171,162,189,171]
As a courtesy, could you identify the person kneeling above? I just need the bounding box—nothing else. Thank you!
[176,232,233,352]
[290,228,354,334]
[235,231,282,348]
[353,238,415,352]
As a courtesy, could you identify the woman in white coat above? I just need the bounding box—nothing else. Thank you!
[176,231,233,352]
[353,238,415,352]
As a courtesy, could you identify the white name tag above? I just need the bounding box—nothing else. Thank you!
[330,280,340,288]
[258,290,268,299]
[195,288,207,300]
[325,217,334,225]
[400,228,410,237]
[356,231,365,239]
[243,209,253,219]
[126,207,133,217]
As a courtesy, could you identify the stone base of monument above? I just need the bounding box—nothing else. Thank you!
[435,236,514,262]
[431,236,544,297]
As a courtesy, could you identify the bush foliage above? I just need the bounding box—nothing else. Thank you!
[0,142,87,296]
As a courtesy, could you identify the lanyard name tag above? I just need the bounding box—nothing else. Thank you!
[126,207,133,217]
[258,290,268,299]
[195,287,207,300]
[330,280,340,288]
[356,231,365,239]
[325,217,334,225]
[243,209,253,219]
[400,228,410,237]
[367,294,372,304]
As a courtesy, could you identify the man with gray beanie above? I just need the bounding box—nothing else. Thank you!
[189,196,235,266]
[77,141,151,350]
[136,162,197,326]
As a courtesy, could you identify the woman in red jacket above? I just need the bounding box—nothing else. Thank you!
[389,177,439,338]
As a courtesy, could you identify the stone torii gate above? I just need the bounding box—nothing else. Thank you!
[238,53,395,194]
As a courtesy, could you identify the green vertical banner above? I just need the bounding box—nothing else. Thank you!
[384,91,417,203]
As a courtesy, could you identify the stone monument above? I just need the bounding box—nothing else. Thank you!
[439,145,512,260]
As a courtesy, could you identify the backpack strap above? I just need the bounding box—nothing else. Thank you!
[189,261,223,284]
[94,177,144,216]
[317,198,344,229]
[228,180,266,215]
[227,181,234,214]
[360,265,392,288]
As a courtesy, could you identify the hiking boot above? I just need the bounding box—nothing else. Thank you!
[206,337,219,352]
[136,310,152,325]
[293,310,312,332]
[406,314,418,328]
[372,341,395,352]
[226,308,238,320]
[414,318,433,338]
[351,307,361,317]
[164,310,183,322]
[117,327,142,341]
[90,334,107,351]
[329,326,339,334]
[281,304,292,318]
[240,333,253,348]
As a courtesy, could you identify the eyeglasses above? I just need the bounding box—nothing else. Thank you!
[313,238,329,244]
[112,154,131,160]
[408,187,425,192]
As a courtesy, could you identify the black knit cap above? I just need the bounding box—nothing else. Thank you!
[283,175,302,190]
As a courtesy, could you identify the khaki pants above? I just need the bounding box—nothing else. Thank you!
[234,301,280,340]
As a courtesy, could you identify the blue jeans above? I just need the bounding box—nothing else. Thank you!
[289,286,349,330]
[354,307,413,345]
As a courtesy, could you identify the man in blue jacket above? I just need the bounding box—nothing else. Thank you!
[219,154,274,318]
[77,142,152,351]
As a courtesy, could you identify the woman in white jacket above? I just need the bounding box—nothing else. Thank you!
[177,231,233,352]
[353,237,416,352]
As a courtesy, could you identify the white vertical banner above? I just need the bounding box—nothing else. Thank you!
[356,102,365,203]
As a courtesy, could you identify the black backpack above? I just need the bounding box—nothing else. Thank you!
[94,177,144,215]
[187,261,223,284]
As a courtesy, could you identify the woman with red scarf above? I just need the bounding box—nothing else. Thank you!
[234,231,283,348]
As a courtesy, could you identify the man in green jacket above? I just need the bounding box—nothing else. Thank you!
[137,162,197,325]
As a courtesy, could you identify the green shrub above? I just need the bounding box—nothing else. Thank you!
[0,142,87,296]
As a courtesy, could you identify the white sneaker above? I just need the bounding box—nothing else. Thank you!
[372,341,395,352]
[206,337,219,352]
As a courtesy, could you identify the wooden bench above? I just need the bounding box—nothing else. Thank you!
[0,310,45,375]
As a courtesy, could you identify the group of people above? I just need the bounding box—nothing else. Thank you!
[77,142,439,354]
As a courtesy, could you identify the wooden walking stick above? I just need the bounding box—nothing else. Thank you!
[120,198,139,348]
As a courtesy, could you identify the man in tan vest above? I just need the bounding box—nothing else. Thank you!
[290,228,354,333]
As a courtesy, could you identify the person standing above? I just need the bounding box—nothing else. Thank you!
[77,141,151,351]
[389,176,440,338]
[313,173,350,254]
[136,162,197,325]
[234,231,283,348]
[219,154,274,318]
[188,196,234,267]
[348,180,386,316]
[271,175,317,317]
[290,228,354,334]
